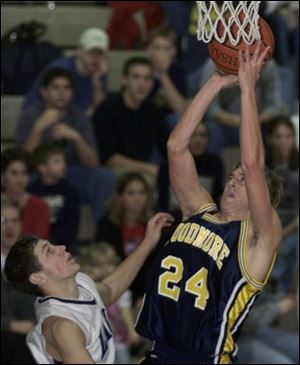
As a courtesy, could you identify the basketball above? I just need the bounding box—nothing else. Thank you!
[208,17,275,75]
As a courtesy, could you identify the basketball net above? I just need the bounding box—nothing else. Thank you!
[196,1,261,45]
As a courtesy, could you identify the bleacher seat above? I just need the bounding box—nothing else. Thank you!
[1,5,112,48]
[1,96,23,142]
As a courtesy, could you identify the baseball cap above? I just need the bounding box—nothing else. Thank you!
[79,28,109,52]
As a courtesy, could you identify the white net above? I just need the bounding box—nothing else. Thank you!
[196,1,261,45]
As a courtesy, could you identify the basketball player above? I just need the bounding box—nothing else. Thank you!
[135,43,283,364]
[4,212,174,364]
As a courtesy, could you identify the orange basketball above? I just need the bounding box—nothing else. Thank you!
[208,17,275,75]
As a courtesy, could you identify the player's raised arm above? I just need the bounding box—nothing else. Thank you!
[167,72,238,219]
[239,43,282,250]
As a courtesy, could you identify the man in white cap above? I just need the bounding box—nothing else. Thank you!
[23,27,109,112]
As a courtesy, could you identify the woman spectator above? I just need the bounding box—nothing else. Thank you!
[1,148,50,239]
[265,116,299,294]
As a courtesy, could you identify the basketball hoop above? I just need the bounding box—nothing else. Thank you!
[196,1,261,45]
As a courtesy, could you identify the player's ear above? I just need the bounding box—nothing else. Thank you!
[29,272,47,287]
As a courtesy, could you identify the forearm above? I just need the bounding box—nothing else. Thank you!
[107,154,158,176]
[101,241,152,305]
[240,87,265,167]
[283,216,299,238]
[258,110,278,124]
[160,73,187,115]
[168,79,221,151]
[73,135,99,167]
[23,125,43,152]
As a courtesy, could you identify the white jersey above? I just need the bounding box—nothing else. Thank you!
[27,273,115,364]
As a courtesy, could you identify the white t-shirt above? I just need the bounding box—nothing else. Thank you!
[27,273,115,364]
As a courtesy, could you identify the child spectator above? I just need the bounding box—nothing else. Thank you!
[79,242,141,364]
[1,148,50,239]
[29,144,80,254]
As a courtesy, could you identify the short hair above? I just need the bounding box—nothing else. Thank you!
[149,26,178,46]
[33,143,65,168]
[41,67,75,89]
[1,147,31,174]
[4,235,44,296]
[232,164,283,208]
[123,57,152,76]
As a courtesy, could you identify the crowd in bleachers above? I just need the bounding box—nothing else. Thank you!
[1,1,299,364]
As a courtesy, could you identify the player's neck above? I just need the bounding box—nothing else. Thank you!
[219,208,250,222]
[43,277,79,300]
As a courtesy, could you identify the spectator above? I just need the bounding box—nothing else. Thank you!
[93,57,170,185]
[147,26,187,128]
[200,58,283,154]
[1,199,36,364]
[15,67,116,223]
[158,121,224,217]
[79,242,141,364]
[29,144,80,255]
[23,27,109,112]
[96,172,154,299]
[1,148,50,238]
[265,116,299,294]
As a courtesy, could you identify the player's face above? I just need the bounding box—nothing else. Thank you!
[189,124,209,156]
[2,161,29,194]
[43,154,66,180]
[268,123,295,159]
[123,65,154,102]
[41,77,74,109]
[120,180,148,215]
[1,207,21,251]
[221,167,249,212]
[34,240,80,281]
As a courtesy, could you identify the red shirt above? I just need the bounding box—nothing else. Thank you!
[22,195,50,239]
[121,223,146,256]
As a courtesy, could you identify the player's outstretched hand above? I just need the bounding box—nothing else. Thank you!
[238,41,271,90]
[143,213,174,248]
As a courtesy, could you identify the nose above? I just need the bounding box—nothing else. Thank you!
[56,245,66,255]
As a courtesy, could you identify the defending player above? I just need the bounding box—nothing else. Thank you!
[135,43,283,364]
[4,212,173,364]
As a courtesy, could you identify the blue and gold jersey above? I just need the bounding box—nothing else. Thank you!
[136,204,276,364]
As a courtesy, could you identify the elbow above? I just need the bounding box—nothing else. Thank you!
[167,138,187,155]
[241,159,265,175]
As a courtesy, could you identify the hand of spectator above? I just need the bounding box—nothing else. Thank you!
[143,213,174,249]
[9,320,35,334]
[278,293,297,315]
[152,53,173,75]
[128,329,141,345]
[36,108,63,132]
[238,41,270,90]
[92,54,108,80]
[51,123,80,141]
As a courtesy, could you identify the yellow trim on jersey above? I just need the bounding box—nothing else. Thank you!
[219,354,232,364]
[202,212,223,224]
[193,203,218,216]
[238,219,277,290]
[220,282,259,363]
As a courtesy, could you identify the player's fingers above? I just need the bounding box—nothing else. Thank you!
[245,44,250,62]
[238,49,244,65]
[257,46,271,65]
[253,40,261,61]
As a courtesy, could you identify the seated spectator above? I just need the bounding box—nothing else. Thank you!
[29,144,80,255]
[158,121,224,218]
[79,242,141,364]
[23,27,109,112]
[93,57,170,185]
[1,148,50,238]
[15,67,116,223]
[200,58,283,154]
[265,116,299,294]
[1,199,36,364]
[96,172,154,299]
[147,27,187,127]
[236,285,299,364]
